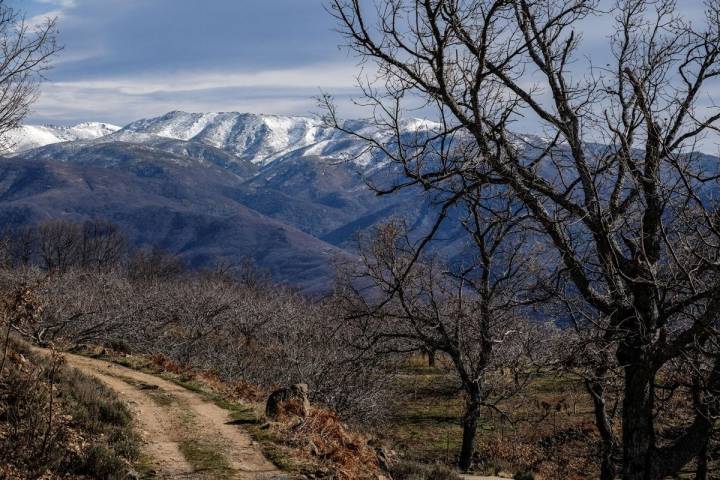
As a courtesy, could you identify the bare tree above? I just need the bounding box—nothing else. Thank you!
[79,219,128,272]
[37,219,81,272]
[0,1,59,149]
[32,269,137,346]
[7,225,38,267]
[326,0,720,478]
[339,201,546,470]
[3,219,128,273]
[127,247,186,282]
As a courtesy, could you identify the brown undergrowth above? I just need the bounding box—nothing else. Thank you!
[260,403,381,479]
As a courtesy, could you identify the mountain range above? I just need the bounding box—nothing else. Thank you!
[0,111,456,293]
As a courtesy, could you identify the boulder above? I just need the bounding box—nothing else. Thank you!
[265,383,311,419]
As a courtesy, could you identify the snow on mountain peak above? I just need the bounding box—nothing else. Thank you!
[1,122,121,154]
[121,111,332,166]
[4,111,448,170]
[399,118,443,132]
[68,122,122,139]
[120,111,448,168]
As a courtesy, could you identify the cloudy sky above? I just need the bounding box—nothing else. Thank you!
[13,0,361,125]
[10,0,711,131]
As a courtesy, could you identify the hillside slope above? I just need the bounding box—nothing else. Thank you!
[0,338,140,479]
[0,152,344,292]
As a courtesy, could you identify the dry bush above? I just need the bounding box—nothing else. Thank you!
[475,422,599,480]
[149,352,186,375]
[203,373,266,403]
[0,349,64,474]
[35,269,137,345]
[271,397,308,419]
[475,435,544,475]
[148,351,267,402]
[127,275,392,423]
[266,405,381,480]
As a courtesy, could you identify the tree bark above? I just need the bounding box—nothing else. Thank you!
[649,356,720,478]
[585,372,616,480]
[620,356,656,480]
[696,437,708,480]
[459,393,481,471]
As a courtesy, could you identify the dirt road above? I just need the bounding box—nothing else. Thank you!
[59,351,283,479]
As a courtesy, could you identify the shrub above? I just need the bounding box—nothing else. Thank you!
[260,406,381,479]
[77,444,128,479]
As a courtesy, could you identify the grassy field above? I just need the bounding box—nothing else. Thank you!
[383,358,720,479]
[380,356,601,479]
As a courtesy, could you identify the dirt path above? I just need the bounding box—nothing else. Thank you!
[58,351,283,480]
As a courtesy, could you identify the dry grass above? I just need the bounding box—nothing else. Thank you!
[0,337,140,480]
[247,405,381,479]
[277,406,380,479]
[388,460,462,480]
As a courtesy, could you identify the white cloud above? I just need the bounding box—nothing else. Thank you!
[26,9,63,29]
[26,0,78,29]
[27,67,370,125]
[25,62,369,124]
[37,0,77,8]
[51,63,364,95]
[51,47,106,66]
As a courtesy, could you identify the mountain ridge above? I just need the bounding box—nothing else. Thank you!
[0,111,454,292]
[6,111,443,166]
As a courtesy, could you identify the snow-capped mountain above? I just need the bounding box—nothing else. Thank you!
[3,111,443,169]
[1,122,121,153]
[0,111,453,292]
[121,111,335,166]
[119,111,442,167]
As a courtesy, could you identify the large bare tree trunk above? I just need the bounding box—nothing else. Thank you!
[459,392,481,471]
[620,352,656,480]
[586,371,616,480]
[620,292,660,479]
[427,347,436,368]
[696,437,708,480]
